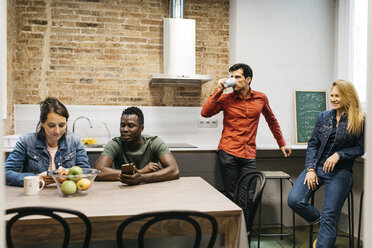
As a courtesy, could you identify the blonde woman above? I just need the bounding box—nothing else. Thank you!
[288,80,365,248]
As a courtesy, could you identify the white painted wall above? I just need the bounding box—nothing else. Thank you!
[230,0,335,146]
[335,0,353,80]
[364,0,372,246]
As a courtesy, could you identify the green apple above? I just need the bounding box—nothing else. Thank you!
[68,166,84,181]
[60,180,77,195]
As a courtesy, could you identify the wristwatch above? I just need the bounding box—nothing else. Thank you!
[307,168,315,173]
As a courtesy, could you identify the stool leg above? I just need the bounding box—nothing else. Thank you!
[346,191,355,248]
[357,191,364,248]
[258,191,262,248]
[280,179,283,239]
[292,204,296,248]
[347,193,351,248]
[350,191,354,248]
[289,179,296,248]
[309,195,314,248]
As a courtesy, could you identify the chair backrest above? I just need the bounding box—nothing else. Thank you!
[6,206,91,248]
[233,170,266,232]
[116,210,218,248]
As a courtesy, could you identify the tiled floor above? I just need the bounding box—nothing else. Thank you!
[249,226,361,248]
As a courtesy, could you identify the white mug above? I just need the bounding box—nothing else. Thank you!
[24,176,45,196]
[224,77,237,88]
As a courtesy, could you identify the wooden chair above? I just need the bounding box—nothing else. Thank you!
[116,210,218,248]
[233,170,266,245]
[6,206,91,248]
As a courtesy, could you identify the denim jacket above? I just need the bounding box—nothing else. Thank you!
[305,109,365,171]
[5,132,90,186]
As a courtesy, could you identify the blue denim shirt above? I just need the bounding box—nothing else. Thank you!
[5,132,90,186]
[305,109,365,171]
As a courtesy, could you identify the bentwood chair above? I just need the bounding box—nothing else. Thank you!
[116,210,218,248]
[6,206,92,248]
[233,170,266,245]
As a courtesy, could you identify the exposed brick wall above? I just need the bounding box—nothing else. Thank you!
[6,0,229,134]
[5,0,16,135]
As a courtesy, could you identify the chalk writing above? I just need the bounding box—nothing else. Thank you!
[295,91,327,144]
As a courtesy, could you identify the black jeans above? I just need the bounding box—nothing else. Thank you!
[217,149,257,201]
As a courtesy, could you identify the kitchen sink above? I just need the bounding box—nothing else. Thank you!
[84,144,105,148]
[166,143,197,148]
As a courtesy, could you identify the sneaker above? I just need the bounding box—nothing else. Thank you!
[313,238,317,248]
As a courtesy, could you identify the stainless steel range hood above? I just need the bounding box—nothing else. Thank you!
[149,0,213,85]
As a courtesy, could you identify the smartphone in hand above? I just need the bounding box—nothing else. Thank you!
[121,163,135,175]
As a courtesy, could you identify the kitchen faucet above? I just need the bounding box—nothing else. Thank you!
[99,121,111,142]
[72,116,93,133]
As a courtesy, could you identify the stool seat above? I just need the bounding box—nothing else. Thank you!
[263,171,290,179]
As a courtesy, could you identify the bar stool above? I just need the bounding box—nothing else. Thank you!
[309,190,354,248]
[254,171,295,248]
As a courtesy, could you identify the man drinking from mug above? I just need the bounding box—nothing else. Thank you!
[201,63,291,200]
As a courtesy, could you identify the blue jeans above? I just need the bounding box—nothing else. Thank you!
[287,167,352,248]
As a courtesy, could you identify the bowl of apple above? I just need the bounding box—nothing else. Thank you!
[48,166,101,197]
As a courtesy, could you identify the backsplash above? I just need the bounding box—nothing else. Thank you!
[12,104,224,147]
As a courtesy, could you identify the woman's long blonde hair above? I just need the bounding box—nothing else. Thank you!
[332,79,364,136]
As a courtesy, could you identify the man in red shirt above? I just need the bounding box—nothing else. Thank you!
[201,63,291,200]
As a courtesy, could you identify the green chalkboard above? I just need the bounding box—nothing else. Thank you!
[294,91,328,144]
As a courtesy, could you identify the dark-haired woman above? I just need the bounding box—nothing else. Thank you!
[5,97,90,187]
